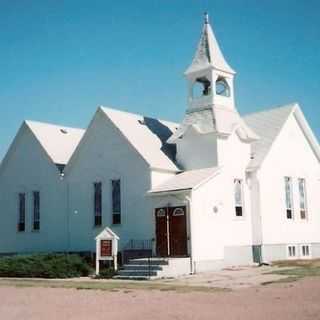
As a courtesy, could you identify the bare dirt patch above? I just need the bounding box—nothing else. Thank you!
[0,277,320,320]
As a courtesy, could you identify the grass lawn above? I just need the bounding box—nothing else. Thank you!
[263,259,320,285]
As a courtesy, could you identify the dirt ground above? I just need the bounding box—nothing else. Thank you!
[159,265,289,289]
[0,277,320,320]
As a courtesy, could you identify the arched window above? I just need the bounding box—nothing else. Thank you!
[215,77,230,97]
[173,208,185,216]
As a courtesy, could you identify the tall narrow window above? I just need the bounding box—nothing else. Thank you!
[33,191,40,231]
[94,182,102,226]
[112,179,121,224]
[298,178,307,220]
[284,177,294,219]
[18,193,26,232]
[234,179,244,217]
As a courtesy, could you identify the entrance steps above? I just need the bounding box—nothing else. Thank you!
[114,257,191,280]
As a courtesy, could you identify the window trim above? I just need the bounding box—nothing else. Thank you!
[284,177,294,220]
[234,179,245,218]
[298,178,308,220]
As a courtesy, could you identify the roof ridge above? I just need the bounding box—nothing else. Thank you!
[100,106,179,126]
[25,120,84,131]
[242,102,297,118]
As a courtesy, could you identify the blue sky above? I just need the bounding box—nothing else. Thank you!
[0,0,319,160]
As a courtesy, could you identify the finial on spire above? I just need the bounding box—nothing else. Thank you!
[204,12,209,24]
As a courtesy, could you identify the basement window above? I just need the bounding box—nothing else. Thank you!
[301,245,311,258]
[287,245,296,258]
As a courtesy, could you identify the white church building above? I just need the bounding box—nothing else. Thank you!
[0,14,320,273]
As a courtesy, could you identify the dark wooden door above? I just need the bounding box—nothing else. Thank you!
[155,208,169,257]
[169,206,188,256]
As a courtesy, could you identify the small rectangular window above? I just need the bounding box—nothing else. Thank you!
[288,245,296,258]
[298,178,307,220]
[94,182,102,227]
[112,179,121,225]
[301,245,311,257]
[18,193,26,232]
[33,191,40,231]
[234,179,244,217]
[284,177,294,219]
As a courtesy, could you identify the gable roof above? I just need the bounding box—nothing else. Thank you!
[25,120,85,165]
[100,107,179,172]
[243,103,320,170]
[149,167,221,194]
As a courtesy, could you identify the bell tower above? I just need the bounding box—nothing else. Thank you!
[168,13,258,170]
[185,13,236,112]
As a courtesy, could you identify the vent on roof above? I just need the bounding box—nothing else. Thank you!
[138,119,145,125]
[60,129,68,134]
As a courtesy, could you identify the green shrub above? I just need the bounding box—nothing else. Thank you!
[0,254,93,278]
[95,267,116,279]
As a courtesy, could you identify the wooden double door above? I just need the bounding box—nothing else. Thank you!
[155,206,188,257]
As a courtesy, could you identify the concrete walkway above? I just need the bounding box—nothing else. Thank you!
[158,265,290,290]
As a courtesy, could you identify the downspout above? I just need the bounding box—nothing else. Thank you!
[185,193,195,274]
[66,179,70,253]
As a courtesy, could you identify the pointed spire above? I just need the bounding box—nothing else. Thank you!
[185,13,235,75]
[204,12,209,24]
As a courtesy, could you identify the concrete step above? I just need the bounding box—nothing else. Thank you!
[113,275,154,280]
[122,264,163,271]
[117,269,158,277]
[128,258,169,266]
[113,257,191,280]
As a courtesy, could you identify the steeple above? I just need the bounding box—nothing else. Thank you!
[185,13,235,75]
[168,13,258,149]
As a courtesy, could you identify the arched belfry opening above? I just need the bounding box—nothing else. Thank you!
[192,76,212,98]
[215,77,230,97]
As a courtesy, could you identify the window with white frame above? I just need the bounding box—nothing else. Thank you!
[288,245,296,258]
[298,178,307,220]
[234,179,244,217]
[284,177,294,219]
[301,245,311,257]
